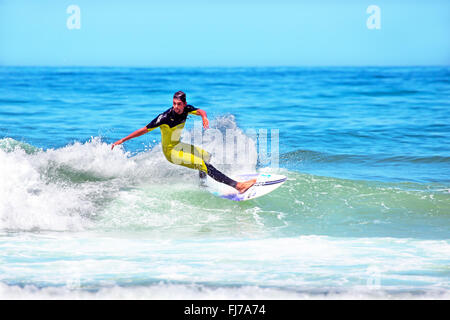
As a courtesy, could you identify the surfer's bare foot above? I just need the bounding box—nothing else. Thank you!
[235,179,257,193]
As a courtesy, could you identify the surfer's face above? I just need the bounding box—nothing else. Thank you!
[173,98,186,114]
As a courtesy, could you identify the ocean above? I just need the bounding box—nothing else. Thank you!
[0,66,449,299]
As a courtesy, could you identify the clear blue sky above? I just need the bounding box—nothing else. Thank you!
[0,0,449,66]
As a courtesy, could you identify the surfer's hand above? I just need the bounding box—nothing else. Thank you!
[202,117,209,129]
[111,139,123,150]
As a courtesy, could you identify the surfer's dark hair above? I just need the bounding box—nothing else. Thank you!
[173,91,186,103]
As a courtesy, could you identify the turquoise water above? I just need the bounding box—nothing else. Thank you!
[0,66,449,299]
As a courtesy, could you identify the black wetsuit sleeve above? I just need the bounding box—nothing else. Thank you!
[146,112,166,131]
[185,105,199,115]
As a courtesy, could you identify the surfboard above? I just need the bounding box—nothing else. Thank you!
[210,173,287,201]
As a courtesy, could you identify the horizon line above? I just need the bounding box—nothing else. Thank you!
[1,64,449,68]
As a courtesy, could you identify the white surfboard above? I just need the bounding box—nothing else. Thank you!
[210,173,287,201]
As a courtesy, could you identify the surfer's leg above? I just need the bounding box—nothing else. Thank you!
[206,166,256,193]
[235,179,257,193]
[204,162,237,189]
[167,143,255,193]
[198,170,207,186]
[168,143,235,187]
[192,144,209,185]
[203,161,257,194]
[167,142,210,172]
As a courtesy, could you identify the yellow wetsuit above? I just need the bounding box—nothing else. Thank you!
[146,105,210,171]
[146,105,237,188]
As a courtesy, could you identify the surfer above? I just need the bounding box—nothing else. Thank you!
[111,91,256,193]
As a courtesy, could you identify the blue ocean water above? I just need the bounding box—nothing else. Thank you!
[0,66,449,299]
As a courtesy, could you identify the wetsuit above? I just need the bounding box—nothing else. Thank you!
[146,105,237,188]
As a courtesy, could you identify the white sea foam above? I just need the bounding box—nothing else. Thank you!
[1,234,448,300]
[0,116,261,232]
[1,282,449,300]
[0,145,88,231]
[0,137,138,231]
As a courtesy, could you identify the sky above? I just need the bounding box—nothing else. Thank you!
[0,0,449,66]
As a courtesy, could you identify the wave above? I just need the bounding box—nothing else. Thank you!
[0,98,31,104]
[281,149,450,165]
[0,134,448,235]
[358,89,420,96]
[0,117,258,232]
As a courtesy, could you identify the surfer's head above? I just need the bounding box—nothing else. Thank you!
[173,91,187,114]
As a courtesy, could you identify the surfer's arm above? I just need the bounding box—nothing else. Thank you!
[111,127,148,150]
[192,108,209,129]
[111,111,165,150]
[186,105,209,129]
